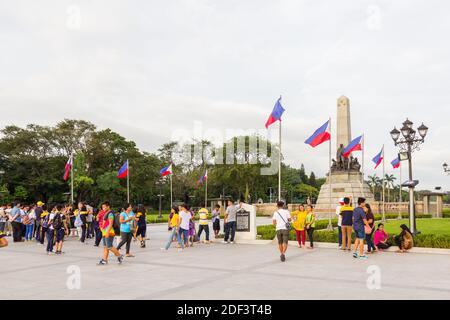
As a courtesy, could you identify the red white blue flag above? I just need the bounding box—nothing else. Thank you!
[391,157,401,169]
[265,97,285,129]
[305,120,331,148]
[160,164,173,177]
[63,155,73,181]
[343,135,363,158]
[196,170,208,186]
[372,147,384,169]
[117,160,129,179]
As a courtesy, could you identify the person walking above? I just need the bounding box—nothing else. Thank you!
[134,204,147,248]
[54,205,68,255]
[94,206,106,247]
[98,201,124,265]
[364,204,376,254]
[352,197,371,260]
[177,204,191,250]
[39,205,49,245]
[197,208,210,244]
[340,197,354,251]
[0,206,7,244]
[305,205,316,249]
[211,204,221,239]
[336,198,345,249]
[187,206,196,246]
[74,202,88,243]
[292,205,307,248]
[45,206,56,255]
[161,206,185,251]
[116,203,135,258]
[223,200,237,244]
[86,205,94,239]
[272,201,292,262]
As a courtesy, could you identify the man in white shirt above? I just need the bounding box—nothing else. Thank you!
[272,201,292,262]
[336,198,345,249]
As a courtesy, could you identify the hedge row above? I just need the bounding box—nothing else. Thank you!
[257,225,450,249]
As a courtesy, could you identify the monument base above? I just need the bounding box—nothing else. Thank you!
[315,171,375,218]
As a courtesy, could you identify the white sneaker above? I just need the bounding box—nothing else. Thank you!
[222,241,228,244]
[230,241,235,244]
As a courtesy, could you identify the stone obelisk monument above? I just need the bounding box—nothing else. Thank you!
[315,96,374,217]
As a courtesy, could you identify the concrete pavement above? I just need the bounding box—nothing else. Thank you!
[1,222,450,300]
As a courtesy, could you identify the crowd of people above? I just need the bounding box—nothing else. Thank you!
[1,197,416,265]
[273,197,415,262]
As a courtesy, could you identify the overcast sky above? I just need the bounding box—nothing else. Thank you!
[1,0,449,190]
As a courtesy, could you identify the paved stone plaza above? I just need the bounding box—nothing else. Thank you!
[1,222,450,300]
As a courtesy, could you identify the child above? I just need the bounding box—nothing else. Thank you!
[212,205,221,239]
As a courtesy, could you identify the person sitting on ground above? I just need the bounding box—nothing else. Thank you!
[374,223,391,251]
[394,224,414,253]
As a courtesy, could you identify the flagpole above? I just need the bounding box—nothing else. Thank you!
[127,159,130,203]
[205,171,208,209]
[382,147,386,222]
[327,117,333,231]
[278,121,282,202]
[170,173,173,208]
[399,161,403,219]
[361,134,366,197]
[71,152,74,204]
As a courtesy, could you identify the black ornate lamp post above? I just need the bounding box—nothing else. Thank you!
[156,179,165,219]
[443,163,449,174]
[390,119,428,235]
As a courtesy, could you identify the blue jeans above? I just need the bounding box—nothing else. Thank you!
[46,229,54,252]
[338,226,342,246]
[165,228,185,250]
[25,224,34,241]
[176,228,189,248]
[224,221,236,242]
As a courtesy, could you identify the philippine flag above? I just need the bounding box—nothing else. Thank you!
[372,147,384,169]
[63,155,73,181]
[265,97,285,129]
[117,160,129,179]
[196,170,208,186]
[391,157,401,169]
[305,120,331,148]
[160,164,173,177]
[343,135,363,158]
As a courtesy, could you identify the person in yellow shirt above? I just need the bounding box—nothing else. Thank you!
[161,206,184,251]
[197,208,210,244]
[292,205,307,248]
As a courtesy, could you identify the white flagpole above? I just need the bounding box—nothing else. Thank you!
[278,121,282,202]
[205,170,208,209]
[361,134,366,197]
[127,159,130,203]
[71,153,74,204]
[399,160,403,219]
[170,173,173,208]
[328,118,333,231]
[382,147,386,222]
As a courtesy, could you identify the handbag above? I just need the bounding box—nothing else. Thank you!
[277,211,291,231]
[364,225,372,235]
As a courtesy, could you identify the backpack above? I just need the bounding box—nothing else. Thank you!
[52,213,63,230]
[103,211,121,235]
[42,214,50,228]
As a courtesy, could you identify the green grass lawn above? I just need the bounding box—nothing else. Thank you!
[381,218,450,236]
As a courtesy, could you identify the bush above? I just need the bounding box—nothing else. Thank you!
[257,225,276,240]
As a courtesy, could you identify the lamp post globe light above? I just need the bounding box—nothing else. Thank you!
[443,163,450,174]
[390,119,429,235]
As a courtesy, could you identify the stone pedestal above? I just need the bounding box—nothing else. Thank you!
[315,171,375,218]
[234,203,257,241]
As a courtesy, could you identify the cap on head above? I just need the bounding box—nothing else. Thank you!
[37,201,45,207]
[339,198,345,205]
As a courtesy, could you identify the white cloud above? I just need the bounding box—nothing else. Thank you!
[0,0,449,190]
